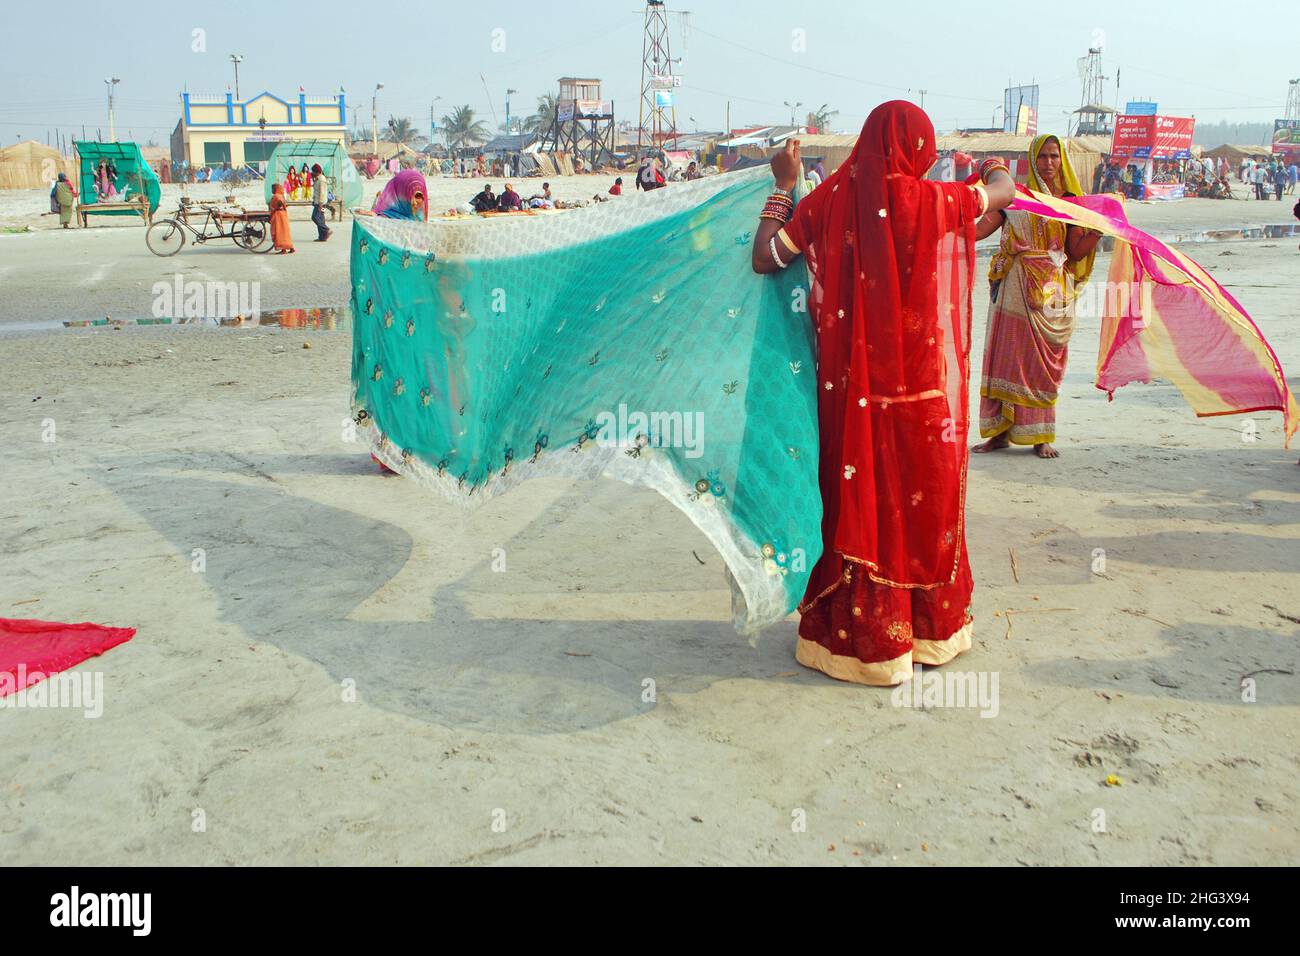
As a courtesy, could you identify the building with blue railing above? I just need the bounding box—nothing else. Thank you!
[170,90,347,168]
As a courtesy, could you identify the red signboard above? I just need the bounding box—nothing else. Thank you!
[1151,116,1194,160]
[1111,115,1154,158]
[1111,114,1194,160]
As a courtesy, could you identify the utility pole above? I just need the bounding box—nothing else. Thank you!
[430,97,441,148]
[505,88,517,134]
[784,100,802,127]
[372,82,384,157]
[229,54,243,100]
[104,77,120,141]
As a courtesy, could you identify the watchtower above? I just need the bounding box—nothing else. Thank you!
[538,77,616,168]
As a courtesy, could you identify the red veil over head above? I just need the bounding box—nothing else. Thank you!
[797,100,979,592]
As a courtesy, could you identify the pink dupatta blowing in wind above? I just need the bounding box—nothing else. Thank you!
[1008,187,1297,444]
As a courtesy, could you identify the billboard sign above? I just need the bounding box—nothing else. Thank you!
[1111,115,1193,160]
[1111,114,1154,158]
[1151,116,1194,159]
[1273,119,1300,157]
[1125,101,1158,116]
[575,99,611,118]
[1003,84,1039,135]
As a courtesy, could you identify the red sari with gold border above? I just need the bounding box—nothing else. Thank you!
[778,101,981,685]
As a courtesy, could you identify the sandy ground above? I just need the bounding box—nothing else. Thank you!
[1,178,1298,865]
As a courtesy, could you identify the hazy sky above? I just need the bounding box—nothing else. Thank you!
[1,0,1291,146]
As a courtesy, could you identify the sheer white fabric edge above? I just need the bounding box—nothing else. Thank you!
[356,166,772,259]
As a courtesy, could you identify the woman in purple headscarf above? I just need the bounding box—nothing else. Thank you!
[357,169,428,220]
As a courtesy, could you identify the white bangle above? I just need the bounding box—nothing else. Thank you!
[972,183,989,217]
[770,234,789,269]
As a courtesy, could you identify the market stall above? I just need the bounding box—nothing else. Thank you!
[264,139,361,219]
[73,141,161,226]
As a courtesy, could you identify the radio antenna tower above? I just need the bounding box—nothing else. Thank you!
[1073,46,1112,136]
[1286,79,1300,122]
[637,1,680,157]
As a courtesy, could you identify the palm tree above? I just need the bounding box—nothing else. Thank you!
[522,92,560,135]
[441,105,491,152]
[805,104,838,132]
[385,116,419,147]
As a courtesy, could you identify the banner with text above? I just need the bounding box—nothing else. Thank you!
[1273,119,1300,158]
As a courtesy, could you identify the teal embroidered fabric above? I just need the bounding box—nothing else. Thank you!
[350,167,822,632]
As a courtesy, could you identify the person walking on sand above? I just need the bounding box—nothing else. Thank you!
[269,183,294,253]
[972,135,1102,459]
[52,172,77,229]
[749,101,1016,685]
[311,163,331,242]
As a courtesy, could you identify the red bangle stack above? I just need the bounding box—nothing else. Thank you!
[760,192,794,223]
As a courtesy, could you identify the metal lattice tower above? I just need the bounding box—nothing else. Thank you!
[637,1,679,156]
[1078,48,1106,108]
[1286,79,1300,122]
[1073,47,1111,136]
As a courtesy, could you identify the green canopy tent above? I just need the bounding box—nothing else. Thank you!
[263,139,362,208]
[74,141,161,218]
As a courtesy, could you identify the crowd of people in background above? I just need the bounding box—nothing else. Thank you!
[1094,155,1241,200]
[1240,156,1298,200]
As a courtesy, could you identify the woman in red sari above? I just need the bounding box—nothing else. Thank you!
[752,101,1015,685]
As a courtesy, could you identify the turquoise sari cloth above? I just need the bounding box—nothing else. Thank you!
[349,167,822,631]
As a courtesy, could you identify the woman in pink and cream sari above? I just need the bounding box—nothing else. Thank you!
[973,135,1102,459]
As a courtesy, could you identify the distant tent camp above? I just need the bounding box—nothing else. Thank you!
[265,139,361,207]
[74,141,161,215]
[0,140,77,190]
[935,133,1112,193]
[1204,143,1272,164]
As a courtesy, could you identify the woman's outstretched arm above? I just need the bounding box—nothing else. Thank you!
[752,139,803,274]
[974,165,1017,239]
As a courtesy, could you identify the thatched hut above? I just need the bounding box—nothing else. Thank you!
[0,140,78,190]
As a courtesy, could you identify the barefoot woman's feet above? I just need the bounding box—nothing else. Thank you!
[1034,442,1060,459]
[972,434,1011,454]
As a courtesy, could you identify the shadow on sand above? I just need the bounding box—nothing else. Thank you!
[98,452,822,734]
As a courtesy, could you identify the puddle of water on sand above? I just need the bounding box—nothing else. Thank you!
[1,306,352,335]
[1168,224,1300,244]
[3,225,1297,336]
